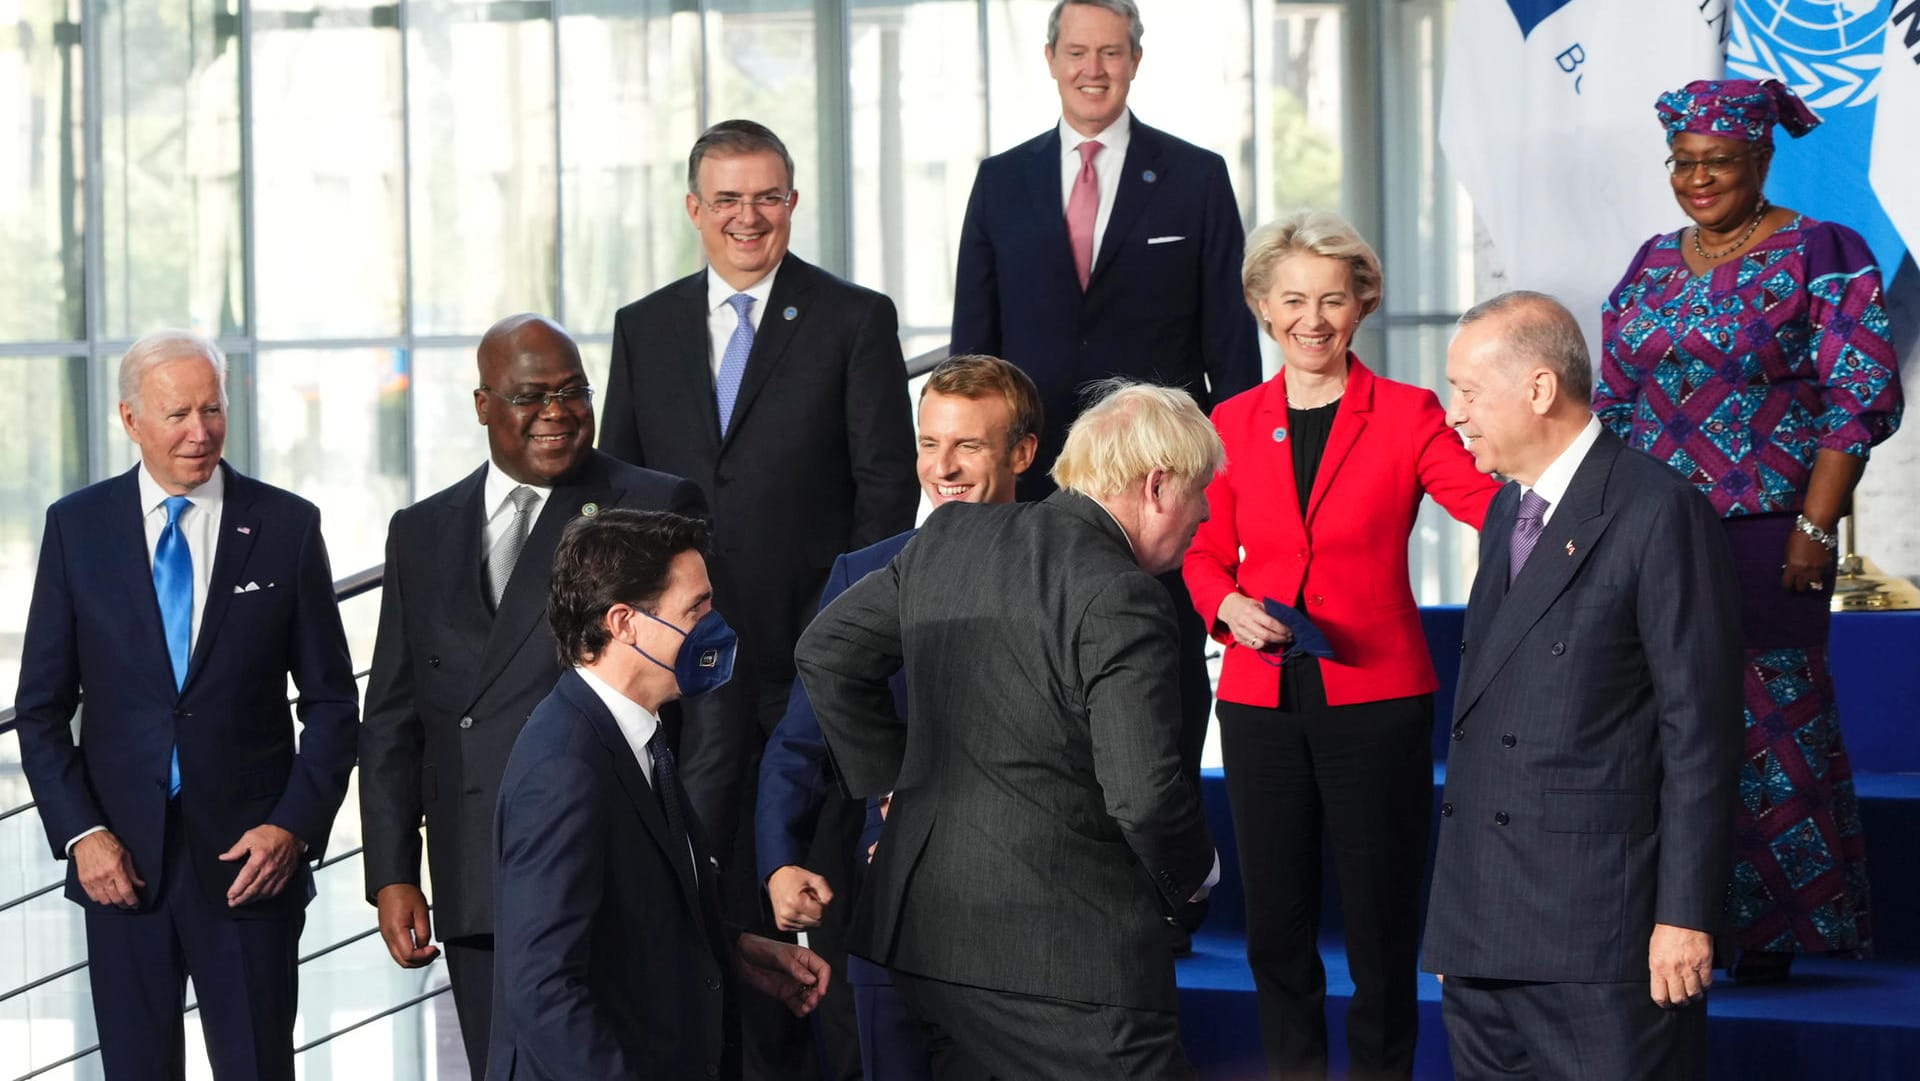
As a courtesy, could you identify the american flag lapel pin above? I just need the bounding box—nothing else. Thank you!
[237,526,252,535]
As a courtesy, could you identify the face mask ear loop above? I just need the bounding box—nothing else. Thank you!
[627,607,685,674]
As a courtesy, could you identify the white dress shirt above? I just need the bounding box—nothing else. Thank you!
[1058,110,1133,269]
[574,667,699,874]
[705,262,782,382]
[481,463,551,567]
[1522,415,1602,527]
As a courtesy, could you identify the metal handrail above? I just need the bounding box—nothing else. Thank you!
[904,343,949,379]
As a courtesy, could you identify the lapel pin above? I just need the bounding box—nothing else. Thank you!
[783,306,798,321]
[236,526,251,534]
[1565,540,1576,556]
[1271,426,1288,443]
[1142,169,1158,184]
[581,502,600,518]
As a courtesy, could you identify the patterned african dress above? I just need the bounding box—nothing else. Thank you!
[1596,215,1903,956]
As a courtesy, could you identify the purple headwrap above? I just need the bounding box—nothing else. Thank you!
[1654,78,1821,148]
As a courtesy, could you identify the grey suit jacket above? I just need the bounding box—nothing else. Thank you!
[1422,430,1744,983]
[795,490,1215,1011]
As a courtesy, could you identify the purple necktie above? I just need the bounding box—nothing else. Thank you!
[1066,140,1103,290]
[1508,490,1550,586]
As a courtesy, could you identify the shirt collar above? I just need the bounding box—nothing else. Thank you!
[138,461,225,517]
[483,462,552,519]
[706,259,782,314]
[1523,415,1602,510]
[1059,110,1132,161]
[575,665,663,763]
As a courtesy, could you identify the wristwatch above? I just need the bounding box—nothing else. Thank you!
[1794,513,1839,553]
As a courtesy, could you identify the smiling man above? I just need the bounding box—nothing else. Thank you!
[599,119,918,1080]
[947,5,1259,934]
[358,313,704,1078]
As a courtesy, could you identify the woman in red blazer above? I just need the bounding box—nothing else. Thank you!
[1183,211,1498,1081]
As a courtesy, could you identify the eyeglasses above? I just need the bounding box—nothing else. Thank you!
[479,385,594,410]
[1664,153,1754,178]
[696,191,796,214]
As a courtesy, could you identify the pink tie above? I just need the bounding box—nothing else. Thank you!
[1067,140,1104,290]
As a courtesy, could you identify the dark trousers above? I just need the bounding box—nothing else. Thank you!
[85,810,304,1081]
[1217,678,1432,1081]
[893,970,1196,1081]
[1440,976,1707,1080]
[443,935,494,1080]
[682,674,862,1081]
[851,956,933,1081]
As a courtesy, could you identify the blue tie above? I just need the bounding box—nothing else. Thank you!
[646,728,694,875]
[154,495,193,796]
[715,293,755,436]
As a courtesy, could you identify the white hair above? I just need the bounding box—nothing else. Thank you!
[119,330,229,412]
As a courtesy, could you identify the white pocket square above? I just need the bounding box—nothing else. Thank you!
[1146,235,1186,245]
[233,581,266,593]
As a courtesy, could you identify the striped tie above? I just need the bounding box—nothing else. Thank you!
[489,486,538,608]
[1508,490,1550,586]
[715,293,755,436]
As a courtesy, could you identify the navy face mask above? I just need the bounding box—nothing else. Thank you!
[630,609,738,697]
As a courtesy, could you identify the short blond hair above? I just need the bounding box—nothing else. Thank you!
[1051,379,1223,498]
[1242,210,1383,322]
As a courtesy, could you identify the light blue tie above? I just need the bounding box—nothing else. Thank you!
[715,293,755,436]
[154,495,193,796]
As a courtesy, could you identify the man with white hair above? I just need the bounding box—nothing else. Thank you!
[795,380,1222,1078]
[14,331,359,1080]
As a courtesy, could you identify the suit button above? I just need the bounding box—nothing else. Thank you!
[1550,642,1566,656]
[706,1066,719,1078]
[1441,802,1454,817]
[1451,726,1465,741]
[1296,549,1308,560]
[1501,733,1517,748]
[707,977,721,991]
[1310,594,1324,606]
[428,655,440,668]
[1495,811,1510,826]
[459,716,473,729]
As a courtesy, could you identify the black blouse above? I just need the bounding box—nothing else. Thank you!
[1287,398,1341,515]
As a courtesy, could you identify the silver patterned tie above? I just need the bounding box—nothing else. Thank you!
[489,486,538,608]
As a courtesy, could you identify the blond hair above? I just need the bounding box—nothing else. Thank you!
[1051,379,1223,497]
[1242,210,1383,322]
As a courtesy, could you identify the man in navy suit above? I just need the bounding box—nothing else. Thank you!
[488,509,829,1080]
[1423,293,1743,1079]
[756,354,1041,1079]
[948,2,1261,904]
[359,314,704,1077]
[15,331,360,1080]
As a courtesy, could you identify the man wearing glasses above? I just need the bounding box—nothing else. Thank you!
[359,312,705,1078]
[600,119,917,1080]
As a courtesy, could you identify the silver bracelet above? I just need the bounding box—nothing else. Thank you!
[1794,514,1838,552]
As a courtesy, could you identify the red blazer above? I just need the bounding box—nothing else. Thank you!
[1184,357,1499,709]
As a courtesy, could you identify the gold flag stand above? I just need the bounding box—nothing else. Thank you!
[1831,516,1920,612]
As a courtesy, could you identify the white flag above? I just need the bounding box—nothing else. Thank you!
[1871,4,1920,263]
[1441,0,1726,352]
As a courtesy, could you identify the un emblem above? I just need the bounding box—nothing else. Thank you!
[1728,0,1887,109]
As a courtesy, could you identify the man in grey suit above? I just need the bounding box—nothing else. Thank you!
[795,380,1221,1080]
[1423,292,1743,1079]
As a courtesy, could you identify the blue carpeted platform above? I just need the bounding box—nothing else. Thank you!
[1176,607,1920,1079]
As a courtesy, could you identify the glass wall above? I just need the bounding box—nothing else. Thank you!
[0,0,1484,697]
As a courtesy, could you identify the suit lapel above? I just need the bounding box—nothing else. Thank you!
[1251,380,1308,547]
[1454,436,1622,719]
[1090,117,1165,286]
[722,257,814,446]
[1026,130,1078,287]
[109,469,178,694]
[434,465,494,668]
[561,672,707,928]
[183,463,257,693]
[1303,358,1372,528]
[668,272,725,457]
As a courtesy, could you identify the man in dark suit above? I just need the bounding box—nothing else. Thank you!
[488,509,829,1081]
[358,313,705,1076]
[15,332,360,1080]
[795,381,1221,1079]
[948,1,1262,895]
[600,118,917,1077]
[1423,292,1743,1079]
[757,355,1042,1080]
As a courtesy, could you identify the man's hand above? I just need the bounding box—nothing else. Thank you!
[219,824,304,907]
[736,932,832,1017]
[1648,923,1713,1007]
[766,865,833,932]
[375,883,440,968]
[74,831,145,909]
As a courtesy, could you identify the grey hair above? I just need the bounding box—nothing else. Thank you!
[118,330,229,412]
[1046,0,1143,52]
[1243,210,1384,322]
[1456,291,1593,403]
[687,119,796,195]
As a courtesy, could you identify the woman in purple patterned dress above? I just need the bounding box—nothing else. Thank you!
[1595,78,1904,984]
